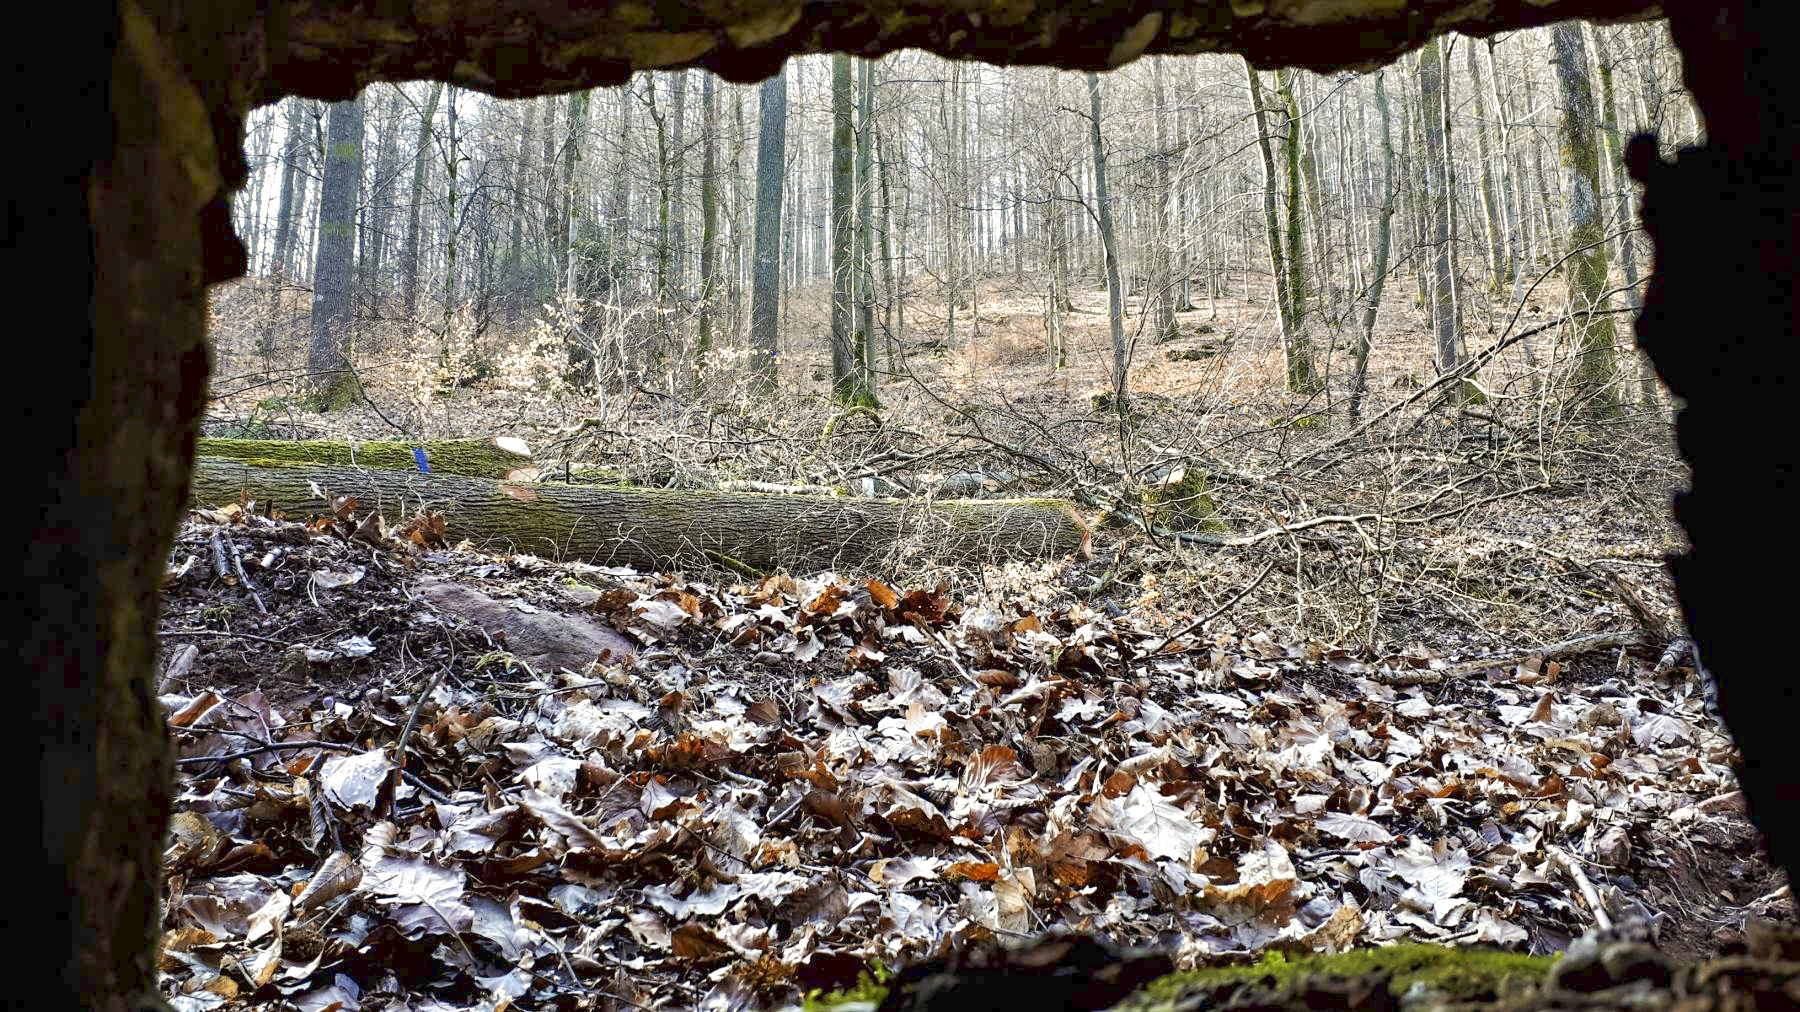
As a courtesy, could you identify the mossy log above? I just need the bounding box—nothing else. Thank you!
[188,458,1086,571]
[195,436,534,479]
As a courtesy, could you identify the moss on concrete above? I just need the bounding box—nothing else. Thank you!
[800,944,1555,1012]
[1122,944,1553,1010]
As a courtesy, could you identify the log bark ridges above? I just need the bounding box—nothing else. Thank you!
[188,457,1086,572]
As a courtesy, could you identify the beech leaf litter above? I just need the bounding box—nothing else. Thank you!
[157,505,1791,1012]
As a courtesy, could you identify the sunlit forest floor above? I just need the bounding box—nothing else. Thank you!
[165,269,1793,1011]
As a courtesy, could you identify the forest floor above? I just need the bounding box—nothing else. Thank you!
[162,271,1793,1011]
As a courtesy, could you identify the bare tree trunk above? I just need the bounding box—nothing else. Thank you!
[731,88,746,342]
[1465,41,1508,291]
[1175,86,1197,313]
[402,82,443,319]
[1087,72,1129,404]
[942,64,960,346]
[1586,24,1655,408]
[1418,38,1462,382]
[1151,56,1177,343]
[1483,39,1527,301]
[506,98,536,323]
[241,108,275,272]
[1245,61,1317,393]
[440,85,460,370]
[1275,70,1313,371]
[190,459,1084,572]
[1351,69,1395,421]
[876,126,900,363]
[829,54,874,405]
[748,67,787,396]
[270,99,308,280]
[561,90,590,304]
[698,73,719,362]
[1012,142,1025,283]
[1522,69,1561,268]
[855,58,879,394]
[1291,74,1332,322]
[359,88,403,303]
[540,95,558,261]
[306,96,364,407]
[608,83,633,298]
[1549,22,1620,414]
[668,70,688,305]
[646,78,671,321]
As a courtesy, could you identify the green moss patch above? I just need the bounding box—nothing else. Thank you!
[1125,944,1554,1010]
[798,945,1555,1012]
[1144,465,1223,533]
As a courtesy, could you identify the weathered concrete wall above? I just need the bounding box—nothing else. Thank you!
[32,2,1800,1010]
[247,0,1660,102]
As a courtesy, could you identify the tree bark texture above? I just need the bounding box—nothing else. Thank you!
[699,72,718,357]
[1275,69,1313,377]
[402,82,444,318]
[1351,69,1395,421]
[1086,72,1129,403]
[1550,21,1620,411]
[188,458,1086,572]
[1466,41,1510,290]
[749,67,788,395]
[830,53,870,404]
[1152,56,1177,344]
[1245,63,1315,393]
[856,56,879,389]
[1418,38,1461,377]
[306,95,363,405]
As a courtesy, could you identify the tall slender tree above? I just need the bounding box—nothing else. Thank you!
[828,54,875,405]
[698,73,719,360]
[1151,56,1177,343]
[1549,22,1619,412]
[1587,24,1655,406]
[1087,72,1129,405]
[402,82,444,318]
[855,58,879,393]
[669,70,689,302]
[307,95,365,407]
[505,98,537,322]
[608,83,634,294]
[560,89,590,299]
[1350,69,1396,420]
[439,84,460,365]
[1418,38,1463,382]
[270,99,311,281]
[748,66,788,396]
[1246,61,1317,392]
[1274,69,1311,355]
[358,88,403,302]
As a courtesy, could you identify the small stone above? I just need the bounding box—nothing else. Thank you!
[1594,825,1633,867]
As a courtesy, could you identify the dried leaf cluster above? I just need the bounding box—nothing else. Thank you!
[158,509,1780,1012]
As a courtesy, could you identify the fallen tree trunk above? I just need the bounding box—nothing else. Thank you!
[196,436,534,479]
[188,458,1086,571]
